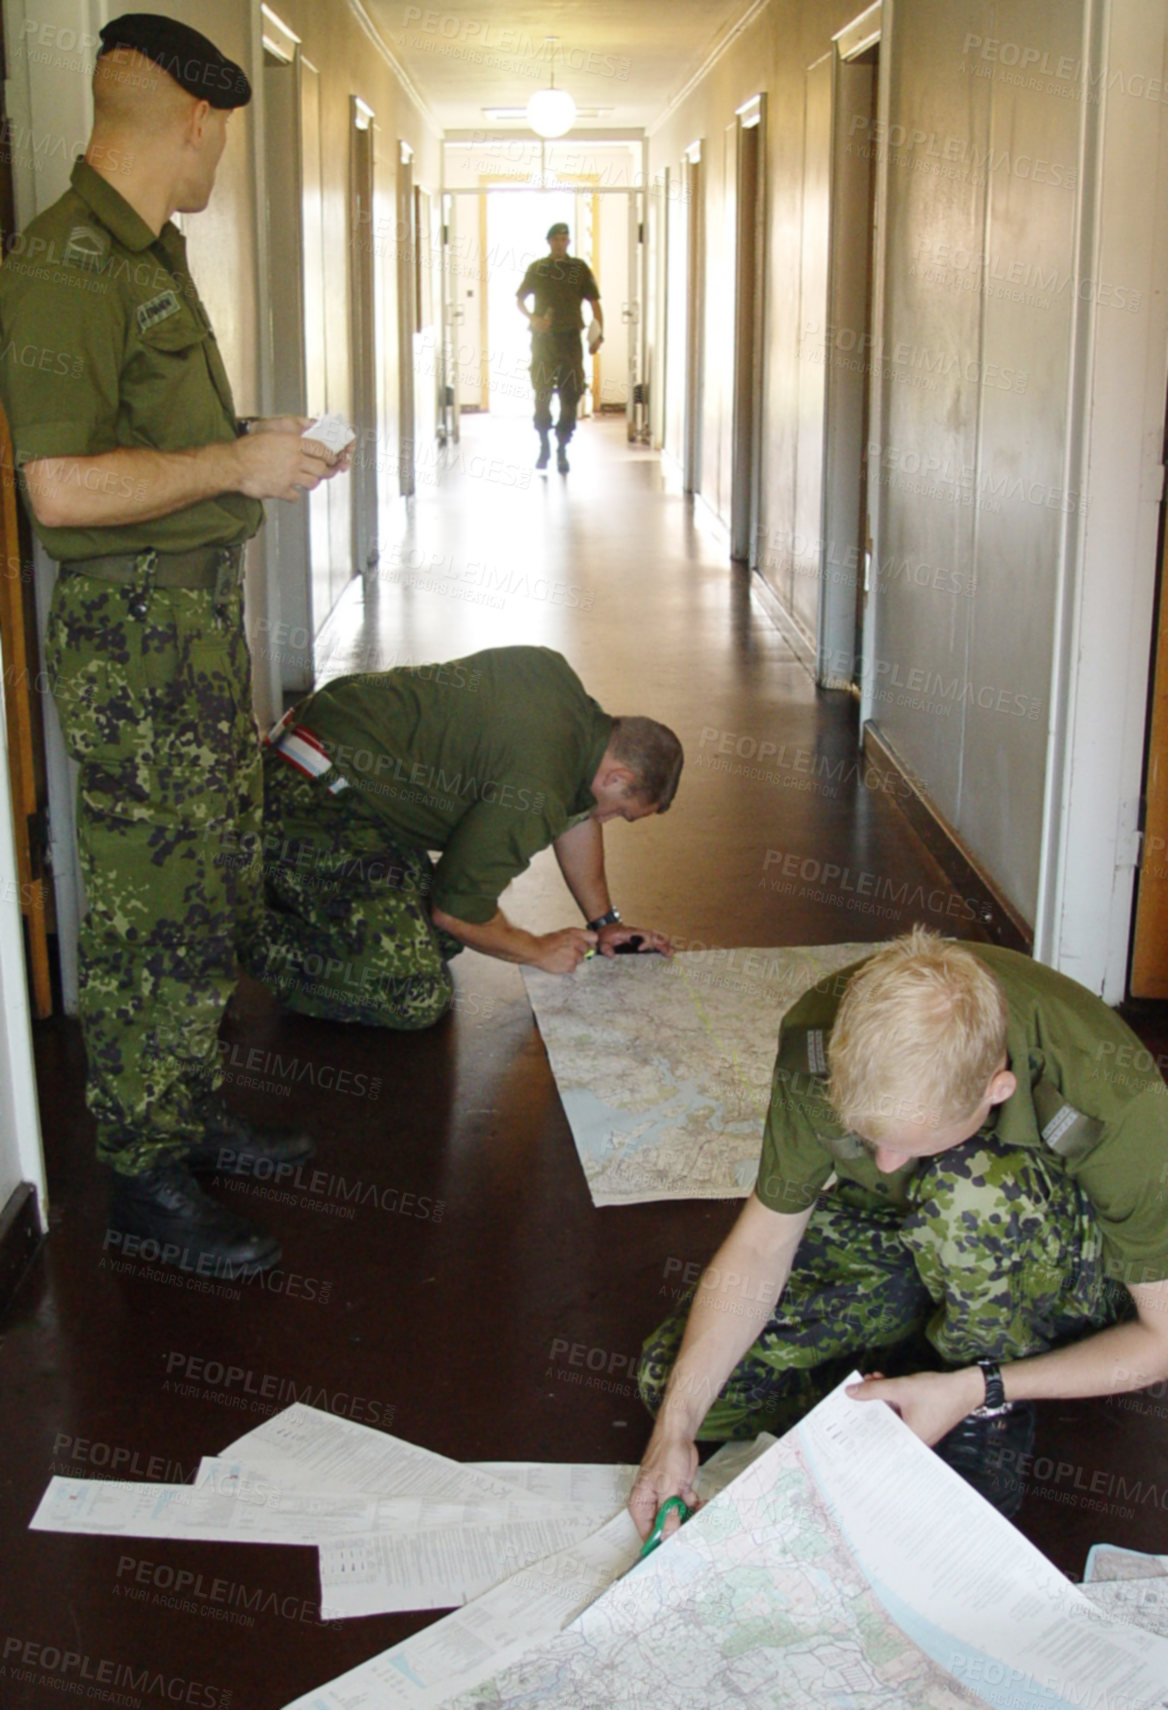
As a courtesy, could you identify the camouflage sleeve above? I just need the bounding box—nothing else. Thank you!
[580,265,601,302]
[0,261,123,465]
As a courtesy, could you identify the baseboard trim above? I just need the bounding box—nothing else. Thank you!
[749,568,818,677]
[0,1183,43,1315]
[862,722,1034,953]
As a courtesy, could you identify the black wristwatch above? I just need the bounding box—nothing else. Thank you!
[971,1358,1011,1417]
[587,907,621,931]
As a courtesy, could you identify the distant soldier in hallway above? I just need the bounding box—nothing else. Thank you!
[516,222,603,474]
[242,645,679,1027]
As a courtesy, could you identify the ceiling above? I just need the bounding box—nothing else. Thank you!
[364,0,759,133]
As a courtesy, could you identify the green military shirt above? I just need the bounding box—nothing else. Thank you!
[756,944,1168,1286]
[292,646,613,924]
[518,256,601,333]
[0,159,263,561]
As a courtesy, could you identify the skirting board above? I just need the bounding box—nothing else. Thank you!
[0,1183,43,1315]
[750,568,817,677]
[862,722,1033,954]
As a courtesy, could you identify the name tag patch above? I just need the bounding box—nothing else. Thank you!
[136,290,182,334]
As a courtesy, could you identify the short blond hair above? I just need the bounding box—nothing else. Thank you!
[826,927,1008,1139]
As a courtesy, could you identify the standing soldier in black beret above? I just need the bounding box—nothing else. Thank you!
[0,15,349,1275]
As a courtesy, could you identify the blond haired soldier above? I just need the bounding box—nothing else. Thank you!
[0,15,348,1275]
[632,929,1168,1527]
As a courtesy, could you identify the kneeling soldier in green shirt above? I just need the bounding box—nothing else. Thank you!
[630,928,1168,1529]
[0,15,349,1276]
[240,645,682,1027]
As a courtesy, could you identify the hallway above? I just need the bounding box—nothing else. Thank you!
[3,416,1167,1709]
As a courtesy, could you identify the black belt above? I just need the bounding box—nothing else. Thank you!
[60,544,245,590]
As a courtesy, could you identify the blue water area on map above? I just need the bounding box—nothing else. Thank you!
[863,1578,1083,1710]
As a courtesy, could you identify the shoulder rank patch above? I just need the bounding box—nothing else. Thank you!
[64,224,109,272]
[776,1026,830,1077]
[136,290,182,334]
[1032,1077,1106,1162]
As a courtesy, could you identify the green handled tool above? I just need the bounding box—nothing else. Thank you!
[638,1495,693,1560]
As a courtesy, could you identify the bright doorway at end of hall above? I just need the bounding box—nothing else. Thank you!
[483,190,594,419]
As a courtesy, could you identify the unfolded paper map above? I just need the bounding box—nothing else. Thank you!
[1082,1544,1168,1639]
[437,1385,1168,1710]
[283,1385,1168,1710]
[522,943,873,1205]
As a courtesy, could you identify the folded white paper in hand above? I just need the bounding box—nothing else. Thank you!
[586,321,603,353]
[302,413,356,455]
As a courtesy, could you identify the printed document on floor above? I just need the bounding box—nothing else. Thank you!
[522,943,874,1205]
[282,1381,1168,1710]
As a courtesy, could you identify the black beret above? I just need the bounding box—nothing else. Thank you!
[546,222,570,240]
[99,13,252,109]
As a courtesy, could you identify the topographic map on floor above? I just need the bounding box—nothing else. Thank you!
[521,943,873,1205]
[277,1382,1168,1709]
[440,1380,1168,1710]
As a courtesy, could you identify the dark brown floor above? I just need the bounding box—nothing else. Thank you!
[3,416,1167,1709]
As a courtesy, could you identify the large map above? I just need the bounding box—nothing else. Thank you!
[279,1385,1168,1710]
[522,943,873,1205]
[448,1438,982,1709]
[440,1385,1168,1710]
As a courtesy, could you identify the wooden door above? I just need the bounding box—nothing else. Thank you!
[1131,490,1168,996]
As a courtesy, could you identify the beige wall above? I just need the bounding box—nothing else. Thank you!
[647,0,1164,933]
[650,0,866,548]
[871,0,1084,922]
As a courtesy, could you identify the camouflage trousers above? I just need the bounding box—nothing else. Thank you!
[46,562,262,1176]
[639,1136,1128,1439]
[238,752,455,1029]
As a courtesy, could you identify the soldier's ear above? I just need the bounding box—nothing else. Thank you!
[185,97,213,144]
[987,1066,1016,1107]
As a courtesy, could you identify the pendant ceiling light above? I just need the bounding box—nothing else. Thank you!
[527,37,577,138]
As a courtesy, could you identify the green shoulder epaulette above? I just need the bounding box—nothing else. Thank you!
[775,1026,867,1160]
[1032,1077,1106,1162]
[776,1025,830,1078]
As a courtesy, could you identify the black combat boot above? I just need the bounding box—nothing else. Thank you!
[934,1402,1037,1519]
[535,433,551,470]
[183,1092,315,1179]
[556,444,570,474]
[107,1159,282,1274]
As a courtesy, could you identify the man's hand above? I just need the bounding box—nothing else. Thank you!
[846,1367,984,1446]
[234,431,339,502]
[628,1433,700,1542]
[530,312,552,333]
[249,416,355,477]
[596,923,672,958]
[247,414,312,436]
[530,927,597,974]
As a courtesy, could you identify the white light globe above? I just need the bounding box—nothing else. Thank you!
[527,87,576,138]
